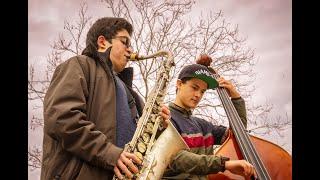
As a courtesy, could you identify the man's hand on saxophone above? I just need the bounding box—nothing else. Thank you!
[114,151,141,179]
[113,104,171,179]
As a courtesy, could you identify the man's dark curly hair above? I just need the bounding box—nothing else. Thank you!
[81,17,133,59]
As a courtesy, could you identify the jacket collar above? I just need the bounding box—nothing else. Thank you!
[97,47,113,70]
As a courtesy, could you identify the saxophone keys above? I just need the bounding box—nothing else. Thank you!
[137,142,147,153]
[152,107,158,114]
[145,122,154,133]
[134,151,143,161]
[142,133,150,143]
[150,114,157,123]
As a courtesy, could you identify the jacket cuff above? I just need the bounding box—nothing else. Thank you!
[231,96,243,101]
[219,156,230,172]
[90,143,123,170]
[105,144,123,167]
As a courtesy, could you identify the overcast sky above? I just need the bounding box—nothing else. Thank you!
[28,0,291,179]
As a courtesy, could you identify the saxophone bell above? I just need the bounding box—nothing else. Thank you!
[114,50,187,180]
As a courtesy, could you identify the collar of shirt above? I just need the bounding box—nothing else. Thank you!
[169,102,192,117]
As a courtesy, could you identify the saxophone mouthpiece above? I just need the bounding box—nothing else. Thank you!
[128,52,140,61]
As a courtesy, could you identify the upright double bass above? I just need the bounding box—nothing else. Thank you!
[205,63,292,180]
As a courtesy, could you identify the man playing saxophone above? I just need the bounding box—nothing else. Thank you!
[41,17,171,180]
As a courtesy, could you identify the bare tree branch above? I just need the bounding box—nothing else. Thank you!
[28,146,42,171]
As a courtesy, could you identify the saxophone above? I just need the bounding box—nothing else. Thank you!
[113,50,189,180]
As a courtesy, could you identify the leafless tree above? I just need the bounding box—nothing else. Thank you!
[28,145,42,170]
[28,0,291,170]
